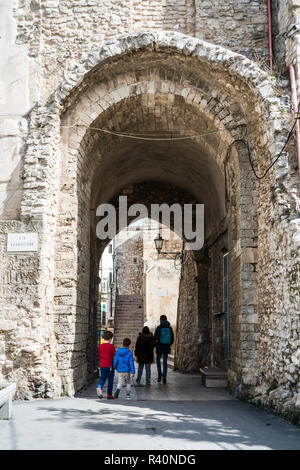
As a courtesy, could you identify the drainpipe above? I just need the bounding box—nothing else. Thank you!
[288,65,300,177]
[267,0,273,73]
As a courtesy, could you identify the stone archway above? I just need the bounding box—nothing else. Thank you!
[19,31,293,398]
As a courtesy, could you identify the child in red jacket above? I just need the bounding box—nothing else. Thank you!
[97,330,116,399]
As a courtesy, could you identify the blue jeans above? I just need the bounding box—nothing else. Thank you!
[137,363,151,384]
[156,352,168,379]
[98,367,114,395]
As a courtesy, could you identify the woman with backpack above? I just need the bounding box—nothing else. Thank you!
[153,315,174,384]
[134,326,155,385]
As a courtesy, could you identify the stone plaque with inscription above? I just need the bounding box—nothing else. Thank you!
[7,233,38,252]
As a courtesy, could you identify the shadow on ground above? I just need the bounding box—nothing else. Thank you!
[34,398,300,450]
[2,370,300,450]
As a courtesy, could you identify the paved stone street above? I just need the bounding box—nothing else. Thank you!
[1,369,300,450]
[1,0,300,433]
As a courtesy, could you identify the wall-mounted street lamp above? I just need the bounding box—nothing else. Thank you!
[154,233,186,269]
[154,233,164,254]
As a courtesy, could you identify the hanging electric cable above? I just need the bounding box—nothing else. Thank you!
[225,102,300,181]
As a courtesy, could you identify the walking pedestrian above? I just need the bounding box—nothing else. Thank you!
[154,315,174,384]
[113,338,135,400]
[134,326,155,385]
[96,330,115,399]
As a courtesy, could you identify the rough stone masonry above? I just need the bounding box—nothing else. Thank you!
[0,1,299,424]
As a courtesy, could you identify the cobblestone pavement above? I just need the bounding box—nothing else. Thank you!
[1,369,300,450]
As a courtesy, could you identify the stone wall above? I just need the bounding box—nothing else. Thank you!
[115,232,143,296]
[274,0,298,70]
[176,254,200,371]
[0,1,299,424]
[195,0,268,61]
[0,1,39,219]
[143,219,182,333]
[253,213,300,423]
[14,0,269,98]
[0,0,285,230]
[208,239,227,368]
[0,220,61,398]
[251,136,300,422]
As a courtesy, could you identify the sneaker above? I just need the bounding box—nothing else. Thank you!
[126,394,131,400]
[96,387,103,398]
[107,394,114,400]
[114,388,120,399]
[157,373,162,382]
[162,378,167,384]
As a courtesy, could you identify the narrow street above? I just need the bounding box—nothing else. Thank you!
[1,369,299,450]
[1,2,300,448]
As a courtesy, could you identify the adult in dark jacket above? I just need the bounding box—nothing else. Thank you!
[154,315,174,383]
[134,326,155,385]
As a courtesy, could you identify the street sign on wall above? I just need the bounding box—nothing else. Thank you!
[154,289,167,297]
[7,233,38,252]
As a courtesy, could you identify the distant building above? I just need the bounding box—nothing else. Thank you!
[110,219,182,334]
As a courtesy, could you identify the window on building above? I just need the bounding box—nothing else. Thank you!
[101,302,107,325]
[101,280,107,292]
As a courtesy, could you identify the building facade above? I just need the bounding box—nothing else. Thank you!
[0,1,299,422]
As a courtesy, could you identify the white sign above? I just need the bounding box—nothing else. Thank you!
[7,233,38,252]
[154,289,167,297]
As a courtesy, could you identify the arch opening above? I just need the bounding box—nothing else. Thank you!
[50,36,270,396]
[97,217,183,362]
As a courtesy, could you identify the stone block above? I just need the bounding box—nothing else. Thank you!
[242,248,258,264]
[0,383,16,419]
[0,320,16,331]
[242,289,258,306]
[200,367,228,388]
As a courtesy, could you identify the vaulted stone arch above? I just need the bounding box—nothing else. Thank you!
[17,31,294,398]
[22,31,288,219]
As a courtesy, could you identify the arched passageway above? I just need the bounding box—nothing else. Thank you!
[19,32,292,399]
[96,215,183,359]
[55,45,261,395]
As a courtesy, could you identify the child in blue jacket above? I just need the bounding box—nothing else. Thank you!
[113,338,135,400]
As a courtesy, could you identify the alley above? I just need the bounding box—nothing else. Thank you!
[1,0,300,437]
[1,369,300,450]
